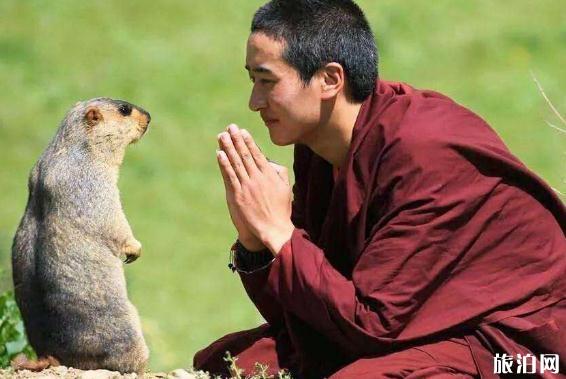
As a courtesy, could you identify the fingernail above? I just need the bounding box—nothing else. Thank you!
[216,150,226,160]
[241,129,250,138]
[228,124,239,133]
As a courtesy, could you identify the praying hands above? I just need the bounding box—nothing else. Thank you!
[216,124,294,255]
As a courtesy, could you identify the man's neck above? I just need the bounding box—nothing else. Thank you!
[306,98,362,168]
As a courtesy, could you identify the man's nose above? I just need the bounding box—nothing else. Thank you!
[248,84,267,112]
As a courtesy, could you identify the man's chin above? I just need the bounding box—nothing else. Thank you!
[268,131,295,146]
[270,138,295,147]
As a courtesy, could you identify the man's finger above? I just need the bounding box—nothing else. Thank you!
[227,124,259,176]
[240,129,270,171]
[217,150,241,192]
[218,131,249,182]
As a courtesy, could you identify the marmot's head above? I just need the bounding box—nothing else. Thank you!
[59,98,151,165]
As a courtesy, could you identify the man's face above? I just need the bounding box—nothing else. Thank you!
[246,32,322,146]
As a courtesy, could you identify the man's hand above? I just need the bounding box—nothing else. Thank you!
[217,129,265,252]
[216,124,294,254]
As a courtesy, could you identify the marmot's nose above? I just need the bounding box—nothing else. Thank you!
[136,107,151,125]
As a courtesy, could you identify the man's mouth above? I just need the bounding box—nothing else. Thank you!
[262,118,279,127]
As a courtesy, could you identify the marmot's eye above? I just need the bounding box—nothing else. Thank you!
[117,104,132,116]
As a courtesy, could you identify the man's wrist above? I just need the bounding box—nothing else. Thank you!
[229,240,275,274]
[238,235,266,252]
[262,223,294,255]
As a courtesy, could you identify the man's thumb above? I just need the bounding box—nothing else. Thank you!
[268,161,289,185]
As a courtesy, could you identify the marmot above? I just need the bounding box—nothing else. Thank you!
[11,98,151,374]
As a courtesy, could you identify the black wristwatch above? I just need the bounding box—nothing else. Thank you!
[228,240,275,274]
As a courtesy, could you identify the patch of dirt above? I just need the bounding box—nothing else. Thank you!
[0,367,212,379]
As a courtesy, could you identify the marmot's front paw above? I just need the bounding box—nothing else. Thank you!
[121,239,142,264]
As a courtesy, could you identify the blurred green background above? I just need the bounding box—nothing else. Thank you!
[0,0,564,371]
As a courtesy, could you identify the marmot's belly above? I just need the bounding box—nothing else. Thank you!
[33,262,144,361]
[39,248,129,307]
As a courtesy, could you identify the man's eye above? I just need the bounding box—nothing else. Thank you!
[249,77,274,85]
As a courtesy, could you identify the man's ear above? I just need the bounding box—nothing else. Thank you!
[85,107,103,128]
[320,62,345,100]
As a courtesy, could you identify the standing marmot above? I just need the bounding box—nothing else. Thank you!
[11,98,151,374]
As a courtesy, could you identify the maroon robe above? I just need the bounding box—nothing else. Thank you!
[195,81,566,378]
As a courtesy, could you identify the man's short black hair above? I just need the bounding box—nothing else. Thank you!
[251,0,378,103]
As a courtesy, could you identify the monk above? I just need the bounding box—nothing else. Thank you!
[194,1,566,378]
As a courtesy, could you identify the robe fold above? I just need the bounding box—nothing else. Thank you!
[195,81,566,378]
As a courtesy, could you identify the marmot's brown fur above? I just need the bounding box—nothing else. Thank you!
[12,98,151,374]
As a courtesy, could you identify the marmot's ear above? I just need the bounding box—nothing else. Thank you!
[85,107,103,127]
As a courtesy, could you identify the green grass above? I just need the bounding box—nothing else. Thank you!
[0,290,35,367]
[0,0,564,371]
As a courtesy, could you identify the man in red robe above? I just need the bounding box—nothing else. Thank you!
[194,1,566,378]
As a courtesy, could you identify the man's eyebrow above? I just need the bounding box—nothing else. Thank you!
[245,65,273,74]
